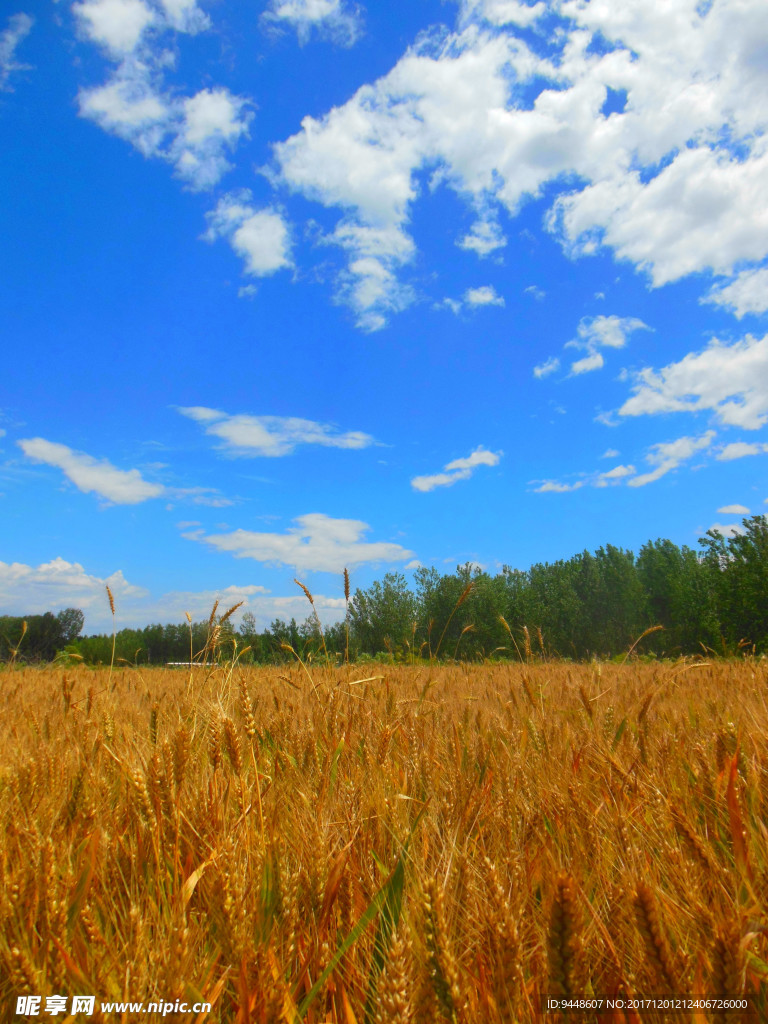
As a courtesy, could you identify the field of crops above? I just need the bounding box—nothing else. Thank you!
[1,657,767,1022]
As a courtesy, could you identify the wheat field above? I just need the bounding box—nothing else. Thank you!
[1,655,767,1022]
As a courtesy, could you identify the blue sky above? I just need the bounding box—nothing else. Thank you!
[2,0,767,633]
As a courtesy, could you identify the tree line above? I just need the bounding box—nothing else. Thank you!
[3,516,767,664]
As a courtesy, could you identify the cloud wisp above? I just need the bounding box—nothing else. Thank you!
[0,12,33,91]
[178,406,375,457]
[262,0,362,47]
[627,431,716,488]
[566,315,650,375]
[533,431,716,493]
[411,446,502,493]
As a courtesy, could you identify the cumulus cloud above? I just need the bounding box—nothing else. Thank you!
[571,351,604,375]
[717,504,750,514]
[458,218,507,257]
[533,356,560,379]
[464,285,504,307]
[627,430,716,488]
[18,438,164,504]
[438,284,505,316]
[204,192,293,276]
[707,522,747,539]
[601,448,620,459]
[620,334,768,430]
[0,557,147,622]
[271,0,768,326]
[716,441,768,461]
[73,0,156,55]
[704,267,768,319]
[185,513,414,573]
[263,0,362,46]
[74,0,250,190]
[178,406,374,457]
[411,446,502,492]
[0,556,345,634]
[567,314,650,374]
[332,222,415,330]
[549,145,768,288]
[0,12,32,91]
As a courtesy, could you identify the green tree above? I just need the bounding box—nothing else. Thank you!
[349,572,417,657]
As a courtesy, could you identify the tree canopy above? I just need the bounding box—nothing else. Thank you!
[4,517,767,664]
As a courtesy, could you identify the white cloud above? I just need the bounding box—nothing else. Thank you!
[716,441,768,461]
[178,406,375,457]
[435,297,463,315]
[73,0,156,55]
[183,88,247,145]
[186,513,414,573]
[75,1,250,190]
[550,145,768,288]
[571,351,604,375]
[594,464,636,487]
[80,74,252,190]
[412,446,502,492]
[458,218,507,257]
[595,411,619,427]
[437,283,505,317]
[524,285,545,301]
[272,0,768,326]
[263,0,362,47]
[205,192,292,276]
[707,522,747,539]
[332,222,415,330]
[620,334,768,430]
[461,0,547,27]
[0,557,350,635]
[567,314,649,373]
[164,486,234,508]
[464,285,504,307]
[704,267,768,319]
[533,479,584,493]
[535,431,716,494]
[128,583,275,629]
[156,0,209,33]
[272,29,542,327]
[627,430,715,488]
[0,557,148,621]
[18,438,164,504]
[601,448,620,459]
[533,355,559,379]
[0,12,32,91]
[445,448,501,472]
[717,504,750,515]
